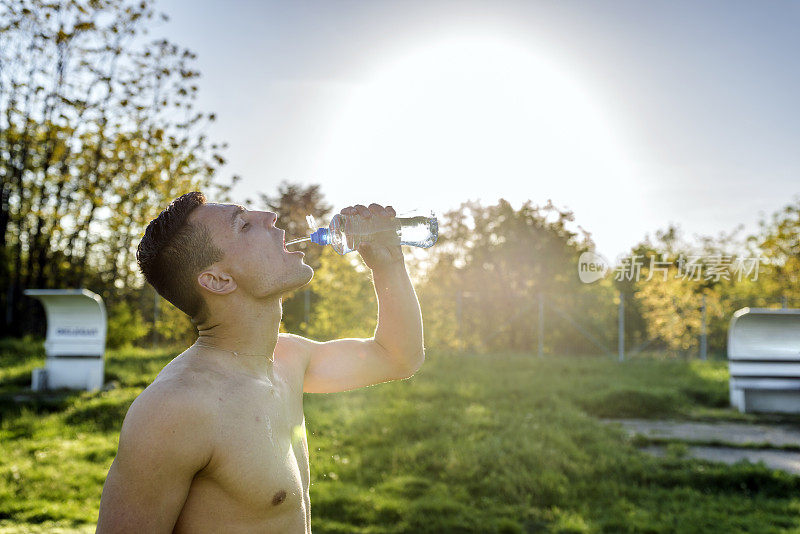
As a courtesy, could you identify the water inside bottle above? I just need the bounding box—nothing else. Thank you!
[331,214,401,254]
[398,215,438,248]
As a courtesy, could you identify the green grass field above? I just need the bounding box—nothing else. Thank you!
[2,338,800,533]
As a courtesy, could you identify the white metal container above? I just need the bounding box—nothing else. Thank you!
[727,307,800,413]
[24,289,107,391]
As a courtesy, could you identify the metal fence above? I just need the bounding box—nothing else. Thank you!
[449,289,800,360]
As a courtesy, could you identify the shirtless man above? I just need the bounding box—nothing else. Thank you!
[95,192,424,533]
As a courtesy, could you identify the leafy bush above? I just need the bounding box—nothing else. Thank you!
[154,298,197,346]
[106,301,148,348]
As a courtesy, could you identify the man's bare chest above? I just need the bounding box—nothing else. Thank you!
[200,371,310,512]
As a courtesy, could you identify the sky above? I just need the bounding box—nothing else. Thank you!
[155,0,799,259]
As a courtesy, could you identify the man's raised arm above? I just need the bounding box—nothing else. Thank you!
[298,203,425,394]
[96,383,214,533]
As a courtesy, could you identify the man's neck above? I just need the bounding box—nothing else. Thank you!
[194,296,282,378]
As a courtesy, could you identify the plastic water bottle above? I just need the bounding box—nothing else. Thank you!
[285,212,438,255]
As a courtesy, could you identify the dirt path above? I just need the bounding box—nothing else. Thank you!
[602,418,800,447]
[602,418,800,475]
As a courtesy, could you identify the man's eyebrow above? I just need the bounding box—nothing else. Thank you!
[229,205,246,228]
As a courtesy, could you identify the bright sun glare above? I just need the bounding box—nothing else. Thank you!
[315,35,646,257]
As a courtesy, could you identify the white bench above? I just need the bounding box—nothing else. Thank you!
[728,307,800,413]
[24,289,107,391]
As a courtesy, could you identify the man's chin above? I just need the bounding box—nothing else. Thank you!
[281,265,314,295]
[300,264,314,286]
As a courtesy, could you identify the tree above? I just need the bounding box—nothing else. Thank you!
[0,0,234,336]
[304,247,375,341]
[627,215,792,357]
[418,199,612,354]
[259,181,331,335]
[751,198,800,302]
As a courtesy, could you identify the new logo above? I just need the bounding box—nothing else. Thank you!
[578,251,609,284]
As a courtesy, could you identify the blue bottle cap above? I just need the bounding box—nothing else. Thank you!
[310,228,330,245]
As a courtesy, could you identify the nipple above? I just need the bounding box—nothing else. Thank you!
[271,490,287,506]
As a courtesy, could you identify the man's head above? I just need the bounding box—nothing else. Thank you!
[137,192,313,323]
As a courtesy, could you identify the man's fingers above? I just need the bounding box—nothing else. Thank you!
[343,204,395,218]
[368,203,387,217]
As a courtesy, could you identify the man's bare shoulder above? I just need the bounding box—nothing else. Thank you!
[124,354,221,441]
[276,333,310,352]
[275,333,311,363]
[126,379,216,436]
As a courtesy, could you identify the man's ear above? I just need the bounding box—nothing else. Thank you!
[197,268,237,295]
